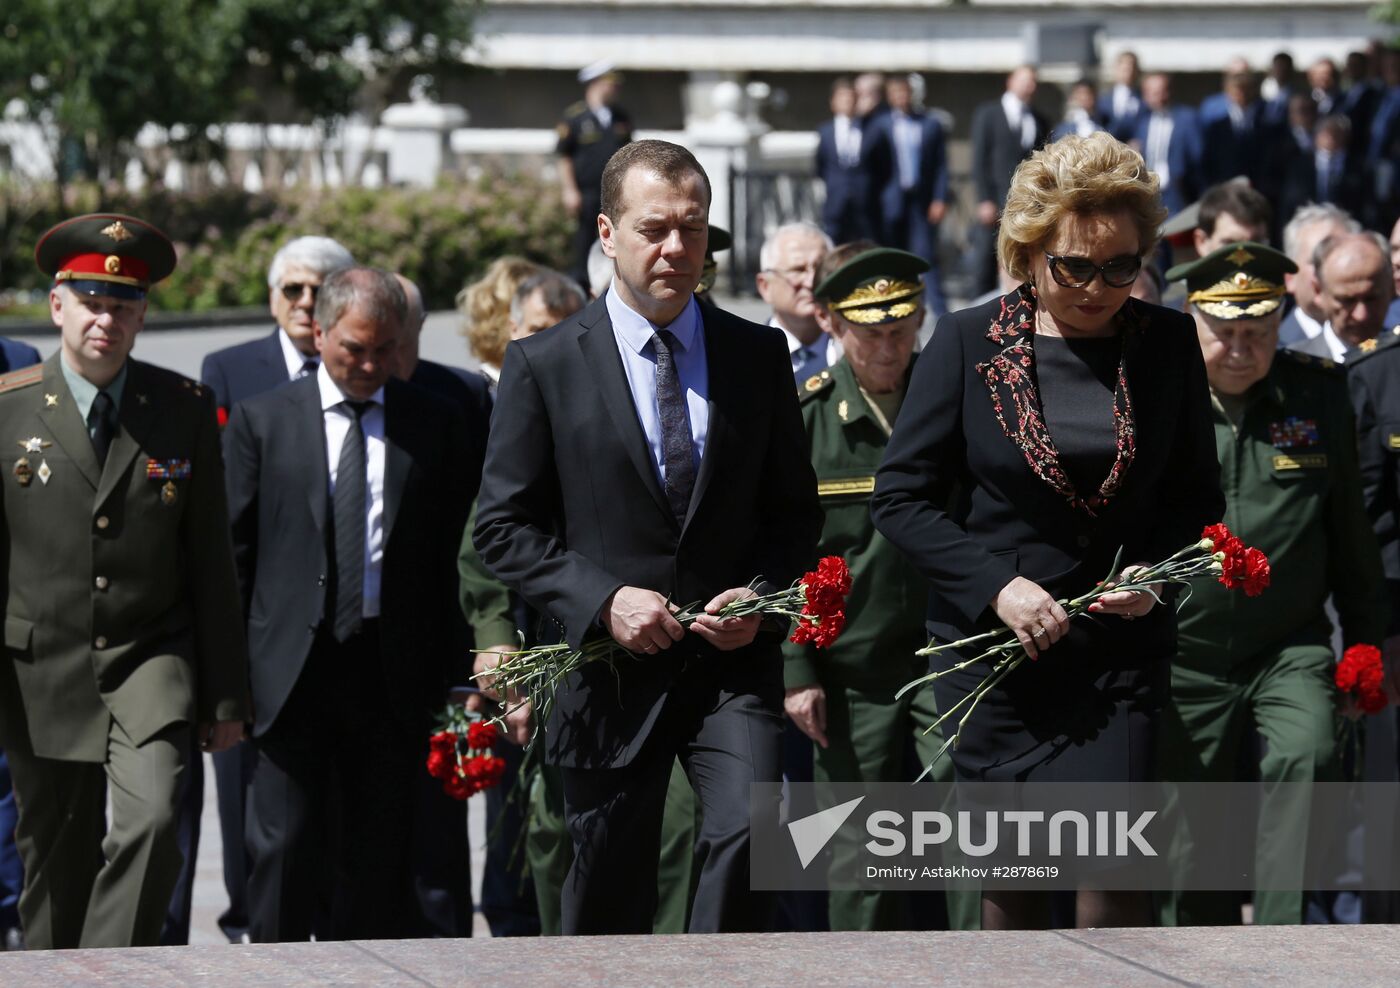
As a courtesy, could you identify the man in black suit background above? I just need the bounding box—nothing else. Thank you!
[475,140,822,935]
[970,66,1047,295]
[194,233,354,943]
[815,77,879,244]
[225,267,474,941]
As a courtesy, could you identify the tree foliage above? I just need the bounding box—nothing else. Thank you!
[0,0,479,178]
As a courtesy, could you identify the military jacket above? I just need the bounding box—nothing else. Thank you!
[1346,328,1400,586]
[0,354,250,761]
[781,358,926,690]
[1177,349,1389,664]
[556,101,633,190]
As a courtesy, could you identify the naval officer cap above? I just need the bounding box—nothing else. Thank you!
[578,60,621,85]
[1165,241,1296,320]
[35,213,177,301]
[814,247,929,325]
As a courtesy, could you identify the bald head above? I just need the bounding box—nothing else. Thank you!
[393,273,427,380]
[1313,233,1395,347]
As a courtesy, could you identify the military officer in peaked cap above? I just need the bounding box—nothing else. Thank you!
[558,60,633,287]
[0,214,250,948]
[785,245,978,932]
[1158,242,1388,926]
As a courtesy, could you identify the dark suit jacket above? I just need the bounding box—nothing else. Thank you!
[0,338,41,374]
[199,328,292,414]
[864,110,949,231]
[815,117,882,241]
[970,99,1048,206]
[224,375,475,736]
[1098,89,1144,142]
[410,358,493,478]
[871,288,1224,651]
[1200,101,1281,188]
[1279,149,1367,227]
[474,296,822,770]
[1132,107,1203,214]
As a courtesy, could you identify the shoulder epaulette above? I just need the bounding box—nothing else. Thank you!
[0,362,44,395]
[1276,348,1344,374]
[799,369,835,402]
[1344,326,1400,367]
[563,101,587,118]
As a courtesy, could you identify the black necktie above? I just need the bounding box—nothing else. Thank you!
[89,391,115,467]
[299,359,318,379]
[332,400,370,641]
[652,330,696,526]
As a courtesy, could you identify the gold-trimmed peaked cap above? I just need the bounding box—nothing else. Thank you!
[1165,241,1296,320]
[814,247,929,325]
[35,212,177,301]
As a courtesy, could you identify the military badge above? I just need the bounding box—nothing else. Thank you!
[44,393,59,408]
[37,459,51,485]
[1268,417,1320,449]
[161,481,178,506]
[146,458,192,480]
[18,437,51,454]
[837,400,849,421]
[12,457,31,487]
[100,219,134,242]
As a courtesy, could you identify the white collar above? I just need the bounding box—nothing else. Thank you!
[317,362,385,412]
[278,327,316,379]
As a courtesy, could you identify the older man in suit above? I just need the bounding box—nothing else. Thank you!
[475,140,822,935]
[0,213,249,949]
[225,267,475,941]
[969,66,1047,295]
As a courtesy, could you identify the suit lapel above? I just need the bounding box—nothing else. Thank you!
[95,361,158,507]
[289,376,329,535]
[682,305,733,531]
[576,300,675,525]
[35,354,101,491]
[381,381,412,546]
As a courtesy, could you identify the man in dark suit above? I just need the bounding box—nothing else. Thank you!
[1201,70,1277,190]
[1279,115,1367,229]
[1098,51,1145,142]
[194,233,354,944]
[475,140,822,935]
[225,267,474,941]
[866,75,950,317]
[0,338,40,375]
[970,66,1047,295]
[815,77,879,245]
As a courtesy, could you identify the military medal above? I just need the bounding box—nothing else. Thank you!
[37,460,51,485]
[161,481,178,505]
[12,457,31,487]
[18,437,51,454]
[43,394,58,408]
[837,400,849,421]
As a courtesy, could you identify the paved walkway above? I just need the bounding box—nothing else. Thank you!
[4,926,1400,985]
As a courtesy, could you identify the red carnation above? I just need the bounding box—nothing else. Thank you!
[429,731,457,756]
[1241,547,1271,598]
[443,773,471,801]
[1337,644,1387,715]
[425,749,454,781]
[216,406,229,428]
[466,721,498,751]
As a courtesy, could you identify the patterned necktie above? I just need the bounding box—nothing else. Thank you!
[89,391,115,467]
[332,400,370,641]
[794,343,827,385]
[652,330,696,526]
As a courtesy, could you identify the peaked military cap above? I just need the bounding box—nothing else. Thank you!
[697,224,732,295]
[1165,241,1296,320]
[814,247,929,325]
[578,60,620,85]
[35,213,176,300]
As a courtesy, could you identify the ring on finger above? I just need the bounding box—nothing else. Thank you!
[1032,627,1047,639]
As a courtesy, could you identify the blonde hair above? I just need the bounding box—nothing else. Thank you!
[457,256,544,367]
[997,133,1167,283]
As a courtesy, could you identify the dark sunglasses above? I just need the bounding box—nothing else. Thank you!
[279,281,320,302]
[1044,252,1142,289]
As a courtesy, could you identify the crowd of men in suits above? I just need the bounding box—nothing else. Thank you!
[814,46,1400,304]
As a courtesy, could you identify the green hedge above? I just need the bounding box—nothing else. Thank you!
[0,176,573,312]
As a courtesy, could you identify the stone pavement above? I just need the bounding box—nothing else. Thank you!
[3,926,1400,986]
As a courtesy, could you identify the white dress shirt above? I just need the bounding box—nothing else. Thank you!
[891,110,922,190]
[278,327,319,381]
[1318,322,1349,362]
[1112,83,1139,121]
[1145,111,1175,189]
[318,364,386,619]
[834,114,862,167]
[1002,92,1037,149]
[772,316,841,374]
[605,286,709,486]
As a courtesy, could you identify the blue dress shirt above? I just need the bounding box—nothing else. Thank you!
[605,286,709,487]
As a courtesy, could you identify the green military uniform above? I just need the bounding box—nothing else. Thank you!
[0,212,249,949]
[1159,243,1390,926]
[783,248,977,932]
[457,511,699,934]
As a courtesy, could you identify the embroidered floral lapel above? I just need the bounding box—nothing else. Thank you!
[975,285,1145,518]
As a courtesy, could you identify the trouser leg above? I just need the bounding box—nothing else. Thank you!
[682,686,783,934]
[410,759,471,937]
[6,747,104,949]
[1251,644,1338,926]
[480,738,538,937]
[527,764,573,936]
[159,731,201,945]
[80,720,186,948]
[211,741,255,941]
[653,758,699,933]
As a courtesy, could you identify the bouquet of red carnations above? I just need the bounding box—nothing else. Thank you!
[478,557,852,742]
[1335,643,1387,716]
[903,523,1271,777]
[426,705,508,799]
